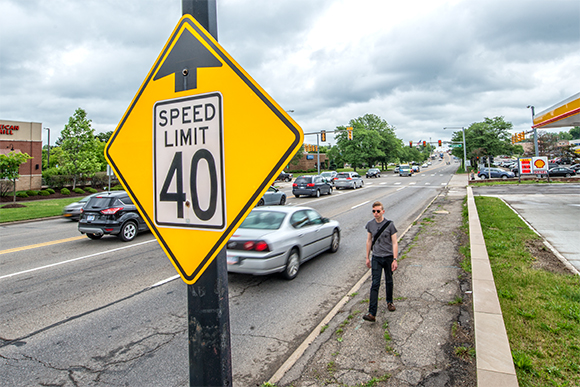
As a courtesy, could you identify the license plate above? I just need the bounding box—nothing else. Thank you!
[227,256,239,265]
[87,215,95,222]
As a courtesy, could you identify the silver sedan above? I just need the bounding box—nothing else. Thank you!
[226,206,340,279]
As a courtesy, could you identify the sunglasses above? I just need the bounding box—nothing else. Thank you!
[372,210,382,213]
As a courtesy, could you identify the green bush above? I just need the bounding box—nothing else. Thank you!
[26,190,39,196]
[39,190,51,196]
[16,192,29,198]
[72,188,85,194]
[111,185,124,191]
[85,187,98,194]
[61,188,71,195]
[46,188,55,194]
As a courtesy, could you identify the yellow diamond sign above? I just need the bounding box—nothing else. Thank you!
[105,15,303,284]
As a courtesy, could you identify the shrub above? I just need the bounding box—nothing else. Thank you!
[16,192,29,198]
[26,190,39,196]
[61,188,71,195]
[111,185,124,191]
[46,188,55,194]
[73,188,85,194]
[85,187,98,194]
[39,190,51,196]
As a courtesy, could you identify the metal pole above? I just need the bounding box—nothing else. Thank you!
[44,128,50,168]
[462,127,467,173]
[182,2,232,386]
[316,134,320,174]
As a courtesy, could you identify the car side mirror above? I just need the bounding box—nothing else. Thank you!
[321,217,330,223]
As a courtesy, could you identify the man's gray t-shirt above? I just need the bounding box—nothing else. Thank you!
[366,218,397,257]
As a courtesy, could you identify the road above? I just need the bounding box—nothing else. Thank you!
[0,159,458,386]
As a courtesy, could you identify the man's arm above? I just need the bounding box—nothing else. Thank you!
[391,232,399,271]
[366,232,373,268]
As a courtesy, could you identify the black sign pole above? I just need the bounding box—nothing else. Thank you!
[182,1,232,386]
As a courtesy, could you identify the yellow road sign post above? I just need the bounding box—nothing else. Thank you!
[106,15,303,285]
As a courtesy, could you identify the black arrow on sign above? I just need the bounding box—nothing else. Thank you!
[154,28,222,92]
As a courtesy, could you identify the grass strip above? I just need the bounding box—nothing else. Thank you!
[0,197,80,223]
[474,196,580,387]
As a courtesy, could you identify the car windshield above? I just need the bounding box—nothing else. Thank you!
[240,211,286,230]
[321,172,332,177]
[86,197,114,209]
[336,173,350,178]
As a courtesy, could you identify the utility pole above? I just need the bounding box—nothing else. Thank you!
[182,1,232,386]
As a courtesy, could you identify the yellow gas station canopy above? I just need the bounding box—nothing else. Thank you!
[533,92,580,129]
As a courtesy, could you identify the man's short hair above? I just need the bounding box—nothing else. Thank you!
[372,201,384,210]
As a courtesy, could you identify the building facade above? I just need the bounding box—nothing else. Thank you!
[0,119,43,191]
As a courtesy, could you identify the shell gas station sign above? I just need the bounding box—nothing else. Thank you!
[519,156,548,175]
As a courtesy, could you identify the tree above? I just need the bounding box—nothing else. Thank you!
[96,130,114,143]
[59,108,101,189]
[289,144,304,166]
[451,117,514,168]
[569,126,580,140]
[0,151,33,203]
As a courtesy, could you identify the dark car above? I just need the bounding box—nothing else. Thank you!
[277,171,293,182]
[78,191,149,241]
[366,168,381,178]
[292,175,333,198]
[478,167,515,179]
[548,167,576,178]
[569,164,580,172]
[62,192,100,221]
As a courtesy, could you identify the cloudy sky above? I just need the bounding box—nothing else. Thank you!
[1,0,579,147]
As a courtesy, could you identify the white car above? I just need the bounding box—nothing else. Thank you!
[227,206,340,279]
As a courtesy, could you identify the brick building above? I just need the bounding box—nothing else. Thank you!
[0,119,43,191]
[286,152,328,172]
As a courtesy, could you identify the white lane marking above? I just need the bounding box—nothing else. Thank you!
[351,200,370,210]
[380,182,387,185]
[425,183,431,185]
[151,274,180,288]
[441,183,447,185]
[431,174,436,176]
[288,186,366,206]
[395,182,401,185]
[0,239,157,281]
[409,182,416,185]
[366,182,373,185]
[397,186,406,191]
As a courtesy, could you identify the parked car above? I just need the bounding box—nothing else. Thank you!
[78,191,149,241]
[399,165,412,177]
[321,171,338,186]
[366,168,381,178]
[62,192,100,221]
[276,171,293,182]
[477,167,515,179]
[334,172,364,189]
[394,165,400,173]
[548,167,576,178]
[257,186,286,206]
[421,163,428,168]
[226,206,340,279]
[569,164,580,172]
[412,165,420,173]
[292,175,333,198]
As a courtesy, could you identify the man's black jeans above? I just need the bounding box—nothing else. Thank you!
[369,255,394,316]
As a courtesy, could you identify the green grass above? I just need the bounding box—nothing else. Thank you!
[473,196,580,386]
[0,197,82,223]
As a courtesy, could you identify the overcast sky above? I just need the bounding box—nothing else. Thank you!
[1,0,579,147]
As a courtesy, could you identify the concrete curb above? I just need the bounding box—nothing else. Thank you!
[467,187,519,387]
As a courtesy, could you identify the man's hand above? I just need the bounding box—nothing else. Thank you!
[391,259,398,271]
[365,257,371,268]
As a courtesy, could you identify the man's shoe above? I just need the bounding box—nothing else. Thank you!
[362,313,376,322]
[387,303,396,312]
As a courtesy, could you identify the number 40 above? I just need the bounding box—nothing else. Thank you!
[160,150,218,221]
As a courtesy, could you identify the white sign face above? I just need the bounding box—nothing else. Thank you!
[153,92,225,229]
[519,156,548,175]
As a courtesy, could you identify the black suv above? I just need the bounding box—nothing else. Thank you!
[78,191,149,241]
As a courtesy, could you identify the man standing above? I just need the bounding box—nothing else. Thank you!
[363,201,399,322]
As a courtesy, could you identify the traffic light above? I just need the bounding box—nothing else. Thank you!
[423,141,426,147]
[438,139,442,146]
[409,141,413,148]
[521,131,525,141]
[321,130,326,142]
[347,127,353,140]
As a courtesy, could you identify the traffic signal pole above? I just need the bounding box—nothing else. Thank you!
[182,1,233,386]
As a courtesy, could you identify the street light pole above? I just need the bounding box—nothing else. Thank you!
[443,127,467,172]
[527,105,539,156]
[44,127,50,168]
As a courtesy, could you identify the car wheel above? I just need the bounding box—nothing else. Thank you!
[257,198,265,206]
[315,189,320,198]
[566,173,571,178]
[502,175,508,180]
[279,195,286,205]
[329,229,340,253]
[118,221,138,242]
[282,248,300,280]
[87,233,102,240]
[360,180,364,187]
[294,194,300,198]
[286,177,291,182]
[328,187,332,195]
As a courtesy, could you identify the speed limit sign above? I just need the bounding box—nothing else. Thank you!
[154,92,225,229]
